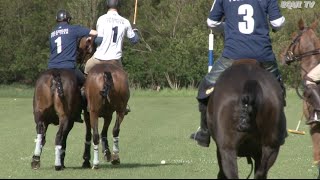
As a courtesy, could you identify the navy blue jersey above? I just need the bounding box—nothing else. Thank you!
[48,22,90,69]
[209,0,283,61]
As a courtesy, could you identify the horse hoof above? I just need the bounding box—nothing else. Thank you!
[92,165,99,170]
[104,150,111,162]
[111,154,120,165]
[55,166,63,171]
[31,161,40,170]
[31,156,41,170]
[82,161,91,169]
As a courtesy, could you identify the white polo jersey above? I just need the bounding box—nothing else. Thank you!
[94,10,136,60]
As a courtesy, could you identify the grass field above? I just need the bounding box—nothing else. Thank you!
[0,85,318,178]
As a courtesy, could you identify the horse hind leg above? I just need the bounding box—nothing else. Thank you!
[60,117,74,170]
[82,110,92,168]
[216,149,227,179]
[111,112,125,165]
[101,113,113,162]
[54,115,72,171]
[217,148,239,179]
[254,146,280,179]
[31,112,48,170]
[90,111,100,169]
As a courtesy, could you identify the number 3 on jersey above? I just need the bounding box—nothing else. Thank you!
[238,4,254,34]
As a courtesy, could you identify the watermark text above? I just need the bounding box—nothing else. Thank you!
[281,1,316,9]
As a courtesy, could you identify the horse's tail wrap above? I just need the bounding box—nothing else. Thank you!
[100,71,114,98]
[52,70,64,98]
[237,80,262,132]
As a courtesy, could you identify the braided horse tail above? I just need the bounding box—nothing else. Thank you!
[100,71,114,99]
[238,80,262,132]
[52,70,64,98]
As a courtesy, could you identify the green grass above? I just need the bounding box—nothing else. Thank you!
[0,86,318,178]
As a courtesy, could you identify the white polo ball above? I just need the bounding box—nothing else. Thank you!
[161,160,166,164]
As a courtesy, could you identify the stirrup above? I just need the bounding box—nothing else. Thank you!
[124,105,131,115]
[189,127,210,147]
[306,112,320,125]
[124,108,130,115]
[190,127,201,140]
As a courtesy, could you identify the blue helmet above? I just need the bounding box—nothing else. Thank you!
[56,9,72,23]
[105,0,120,9]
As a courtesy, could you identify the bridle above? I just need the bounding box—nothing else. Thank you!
[285,27,320,64]
[285,27,320,100]
[76,37,96,61]
[76,36,96,72]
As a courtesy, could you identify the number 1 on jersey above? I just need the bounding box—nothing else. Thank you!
[112,26,118,43]
[55,37,62,54]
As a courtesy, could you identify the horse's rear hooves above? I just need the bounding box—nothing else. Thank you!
[55,166,64,171]
[104,150,112,162]
[111,154,120,165]
[82,161,91,169]
[31,161,40,170]
[111,159,120,165]
[92,165,99,169]
[31,156,41,170]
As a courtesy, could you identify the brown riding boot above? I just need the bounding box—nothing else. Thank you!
[304,84,320,125]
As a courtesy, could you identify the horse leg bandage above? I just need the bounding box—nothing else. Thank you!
[113,137,119,154]
[55,145,62,166]
[34,134,42,156]
[93,144,99,166]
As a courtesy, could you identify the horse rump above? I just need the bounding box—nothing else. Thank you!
[207,59,286,178]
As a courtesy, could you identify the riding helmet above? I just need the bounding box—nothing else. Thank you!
[105,0,121,9]
[56,9,72,23]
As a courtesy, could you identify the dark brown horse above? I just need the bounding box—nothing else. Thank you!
[81,61,130,169]
[31,36,94,171]
[281,19,320,178]
[207,59,287,179]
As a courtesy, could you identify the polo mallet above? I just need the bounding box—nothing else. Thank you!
[208,30,214,72]
[288,113,306,135]
[193,30,215,134]
[133,0,138,25]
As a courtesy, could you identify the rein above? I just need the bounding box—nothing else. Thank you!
[285,27,320,63]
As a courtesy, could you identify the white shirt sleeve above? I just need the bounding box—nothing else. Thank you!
[270,16,285,30]
[207,19,225,33]
[125,20,135,39]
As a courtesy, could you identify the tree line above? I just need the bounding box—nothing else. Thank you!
[1,0,319,89]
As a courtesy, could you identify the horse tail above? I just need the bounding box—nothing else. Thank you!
[237,80,262,132]
[100,71,114,98]
[52,70,64,98]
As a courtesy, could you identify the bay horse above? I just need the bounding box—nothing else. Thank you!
[207,59,287,179]
[31,36,94,171]
[81,61,130,169]
[281,19,320,178]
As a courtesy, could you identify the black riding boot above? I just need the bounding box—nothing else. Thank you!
[304,84,320,125]
[74,87,86,123]
[190,103,210,147]
[125,105,131,115]
[279,78,286,107]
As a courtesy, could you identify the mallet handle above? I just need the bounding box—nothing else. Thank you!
[133,0,138,25]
